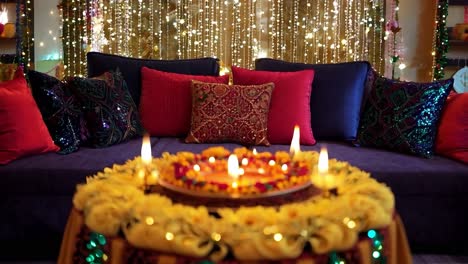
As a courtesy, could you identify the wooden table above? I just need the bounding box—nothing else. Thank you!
[58,208,412,264]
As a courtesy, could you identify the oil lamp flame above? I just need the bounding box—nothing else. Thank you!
[318,147,329,174]
[227,154,240,179]
[0,7,8,25]
[141,134,152,165]
[290,125,301,156]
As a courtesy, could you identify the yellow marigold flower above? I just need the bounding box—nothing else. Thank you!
[275,151,291,164]
[202,147,230,158]
[177,151,195,162]
[256,151,272,159]
[85,202,126,236]
[233,147,250,157]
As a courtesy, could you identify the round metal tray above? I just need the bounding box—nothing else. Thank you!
[158,179,312,200]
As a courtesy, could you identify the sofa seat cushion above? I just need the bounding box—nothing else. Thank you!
[297,142,468,197]
[0,138,157,196]
[2,138,467,197]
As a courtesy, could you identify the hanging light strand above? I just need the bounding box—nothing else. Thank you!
[59,0,386,77]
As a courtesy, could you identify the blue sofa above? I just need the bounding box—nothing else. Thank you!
[1,53,467,260]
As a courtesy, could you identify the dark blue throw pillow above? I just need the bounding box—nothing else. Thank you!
[356,70,453,158]
[67,70,144,148]
[27,70,82,154]
[87,52,220,106]
[255,58,370,141]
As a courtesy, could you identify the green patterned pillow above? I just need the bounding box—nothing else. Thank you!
[356,71,453,158]
[67,70,144,147]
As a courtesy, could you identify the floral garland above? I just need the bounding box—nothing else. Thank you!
[73,147,395,262]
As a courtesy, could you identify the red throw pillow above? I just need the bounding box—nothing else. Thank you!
[436,91,468,164]
[231,66,316,145]
[0,68,59,164]
[140,67,229,136]
[186,80,274,146]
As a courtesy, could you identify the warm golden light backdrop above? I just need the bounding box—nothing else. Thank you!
[61,0,386,77]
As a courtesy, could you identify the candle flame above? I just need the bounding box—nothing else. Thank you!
[227,154,240,179]
[241,158,249,166]
[141,134,152,165]
[252,148,257,156]
[290,125,301,155]
[0,7,8,25]
[219,66,231,76]
[231,181,238,189]
[318,147,329,174]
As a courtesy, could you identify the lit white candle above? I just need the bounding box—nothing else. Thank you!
[290,125,301,157]
[0,7,8,25]
[140,134,153,186]
[141,134,152,166]
[317,146,334,190]
[227,154,240,180]
[318,147,328,176]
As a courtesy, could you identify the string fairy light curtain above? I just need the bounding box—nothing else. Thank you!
[61,0,386,77]
[15,0,34,68]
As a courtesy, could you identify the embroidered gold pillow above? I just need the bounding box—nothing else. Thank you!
[186,80,274,146]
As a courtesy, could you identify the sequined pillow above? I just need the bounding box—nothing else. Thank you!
[27,70,82,154]
[68,70,144,148]
[356,71,453,158]
[186,80,274,146]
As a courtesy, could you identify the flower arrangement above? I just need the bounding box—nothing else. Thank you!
[73,147,395,261]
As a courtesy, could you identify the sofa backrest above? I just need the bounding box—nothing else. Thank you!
[255,58,371,142]
[87,52,220,106]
